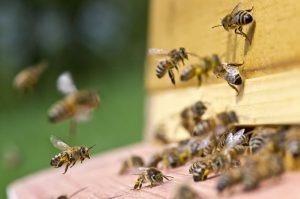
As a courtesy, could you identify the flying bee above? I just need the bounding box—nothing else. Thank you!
[119,155,144,175]
[213,63,243,95]
[55,187,87,199]
[49,135,95,174]
[13,61,48,92]
[180,100,207,134]
[180,54,222,86]
[174,185,202,199]
[48,72,100,136]
[133,167,172,190]
[212,3,254,44]
[149,47,198,85]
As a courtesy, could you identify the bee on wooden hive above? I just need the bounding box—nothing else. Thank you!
[119,155,144,175]
[13,61,48,92]
[180,100,207,134]
[213,62,243,95]
[284,127,300,170]
[49,135,95,174]
[149,47,198,85]
[180,54,222,86]
[213,3,254,44]
[55,187,87,199]
[133,167,173,190]
[173,185,202,199]
[48,71,100,136]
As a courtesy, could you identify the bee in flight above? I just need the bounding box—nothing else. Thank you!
[50,135,95,174]
[212,3,254,44]
[213,62,243,95]
[13,61,48,92]
[180,54,221,86]
[48,72,100,136]
[55,187,87,199]
[119,155,144,175]
[133,167,173,190]
[149,47,198,85]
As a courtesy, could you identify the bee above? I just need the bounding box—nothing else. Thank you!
[13,61,47,92]
[119,155,144,175]
[49,135,95,174]
[55,187,87,199]
[213,63,243,95]
[180,54,222,86]
[48,72,100,136]
[284,127,300,170]
[161,146,191,168]
[212,3,254,44]
[174,185,201,199]
[146,153,163,168]
[242,154,284,191]
[216,168,243,193]
[180,101,207,134]
[133,167,172,190]
[149,47,197,85]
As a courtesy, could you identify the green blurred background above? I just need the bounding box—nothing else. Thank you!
[0,0,148,198]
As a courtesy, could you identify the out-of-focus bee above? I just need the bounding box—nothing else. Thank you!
[180,54,222,86]
[149,47,197,85]
[13,61,48,92]
[284,127,300,170]
[193,110,238,137]
[216,168,243,193]
[180,101,207,134]
[146,153,163,168]
[161,146,191,168]
[55,187,87,199]
[133,167,172,190]
[213,63,243,95]
[173,185,201,199]
[119,155,144,175]
[48,72,100,136]
[50,135,95,174]
[212,3,254,44]
[242,154,284,191]
[2,144,23,170]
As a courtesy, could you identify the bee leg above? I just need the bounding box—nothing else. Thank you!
[168,70,176,86]
[246,6,254,12]
[80,157,85,163]
[235,27,251,45]
[197,75,202,86]
[228,62,244,67]
[63,163,70,174]
[56,161,64,168]
[134,178,144,190]
[70,160,76,168]
[227,82,240,96]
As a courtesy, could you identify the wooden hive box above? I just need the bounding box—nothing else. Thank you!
[7,0,300,198]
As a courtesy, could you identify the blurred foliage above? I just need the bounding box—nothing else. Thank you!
[0,0,148,198]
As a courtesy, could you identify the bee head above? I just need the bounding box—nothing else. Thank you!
[178,47,188,60]
[221,15,232,30]
[80,145,95,159]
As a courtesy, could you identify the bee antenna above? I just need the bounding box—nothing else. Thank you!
[88,144,96,151]
[212,24,223,28]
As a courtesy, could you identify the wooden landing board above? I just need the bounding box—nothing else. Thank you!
[7,143,300,199]
[144,69,300,142]
[146,0,300,91]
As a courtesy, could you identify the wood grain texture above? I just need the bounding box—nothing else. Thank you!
[145,68,300,142]
[7,143,300,199]
[146,0,300,91]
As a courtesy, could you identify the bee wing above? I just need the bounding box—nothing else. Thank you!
[57,71,77,95]
[231,3,241,15]
[148,48,169,56]
[225,129,245,148]
[50,135,70,151]
[130,167,148,175]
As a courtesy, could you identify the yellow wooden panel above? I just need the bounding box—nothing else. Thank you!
[144,67,300,142]
[146,0,300,91]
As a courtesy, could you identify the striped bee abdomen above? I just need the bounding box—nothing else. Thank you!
[234,10,253,25]
[156,62,167,78]
[249,135,265,154]
[48,100,74,123]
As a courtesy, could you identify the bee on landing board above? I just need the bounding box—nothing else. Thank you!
[213,3,254,44]
[48,72,100,136]
[13,61,48,92]
[133,167,173,190]
[50,135,95,174]
[55,187,87,199]
[149,47,198,85]
[213,62,243,95]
